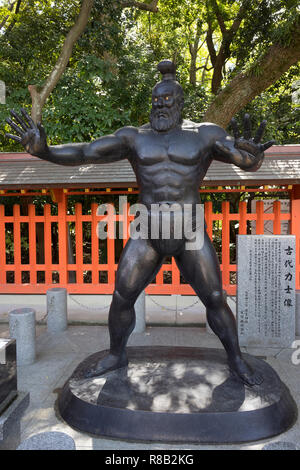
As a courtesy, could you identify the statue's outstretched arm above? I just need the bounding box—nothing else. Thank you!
[5,109,132,166]
[212,114,275,172]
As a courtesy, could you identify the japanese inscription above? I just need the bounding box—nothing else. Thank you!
[237,235,296,347]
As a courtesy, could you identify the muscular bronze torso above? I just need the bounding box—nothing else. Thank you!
[119,121,226,208]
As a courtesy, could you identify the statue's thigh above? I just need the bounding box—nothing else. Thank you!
[175,231,222,301]
[115,237,163,299]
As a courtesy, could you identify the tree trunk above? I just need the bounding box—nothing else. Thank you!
[203,20,300,127]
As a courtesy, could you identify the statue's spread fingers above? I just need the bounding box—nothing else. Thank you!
[243,113,252,140]
[262,140,275,151]
[10,109,28,131]
[5,133,22,143]
[254,120,267,143]
[5,118,24,136]
[20,108,36,129]
[230,118,240,139]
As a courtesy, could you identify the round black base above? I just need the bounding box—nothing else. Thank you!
[58,347,297,444]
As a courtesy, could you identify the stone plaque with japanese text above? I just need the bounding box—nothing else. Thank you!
[237,235,296,347]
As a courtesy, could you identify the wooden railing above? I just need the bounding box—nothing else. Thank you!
[0,198,297,295]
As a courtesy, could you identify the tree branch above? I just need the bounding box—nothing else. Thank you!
[210,0,227,35]
[120,0,159,12]
[188,19,203,86]
[0,0,16,31]
[227,0,250,40]
[28,0,94,122]
[206,20,217,67]
[208,0,250,94]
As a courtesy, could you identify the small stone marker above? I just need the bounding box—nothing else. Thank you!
[9,308,36,365]
[47,288,68,333]
[237,235,296,348]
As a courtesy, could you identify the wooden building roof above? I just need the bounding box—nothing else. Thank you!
[0,145,299,189]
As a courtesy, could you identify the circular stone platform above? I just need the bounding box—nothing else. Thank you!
[57,346,297,444]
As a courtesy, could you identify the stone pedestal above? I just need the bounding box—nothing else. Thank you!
[58,346,297,444]
[9,308,36,365]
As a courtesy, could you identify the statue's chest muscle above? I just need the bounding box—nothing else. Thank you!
[135,132,201,166]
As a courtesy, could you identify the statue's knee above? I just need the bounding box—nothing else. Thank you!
[206,290,224,309]
[112,288,136,309]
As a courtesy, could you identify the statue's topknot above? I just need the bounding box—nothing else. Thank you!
[157,60,176,81]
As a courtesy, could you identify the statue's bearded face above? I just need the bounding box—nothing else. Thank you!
[150,83,183,132]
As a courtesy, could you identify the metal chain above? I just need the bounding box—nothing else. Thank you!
[68,292,200,313]
[146,293,200,312]
[68,293,111,312]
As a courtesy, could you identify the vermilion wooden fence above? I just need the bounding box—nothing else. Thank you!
[0,197,298,296]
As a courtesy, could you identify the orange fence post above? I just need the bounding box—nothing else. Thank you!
[13,204,21,285]
[91,202,99,285]
[28,204,37,284]
[58,193,68,285]
[291,185,300,290]
[75,203,84,284]
[44,204,52,285]
[0,205,5,284]
[238,201,247,235]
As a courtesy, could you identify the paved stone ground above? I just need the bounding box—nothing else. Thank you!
[0,323,299,451]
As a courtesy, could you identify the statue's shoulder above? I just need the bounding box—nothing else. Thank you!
[182,119,200,129]
[183,120,227,140]
[114,126,139,144]
[182,120,224,131]
[139,122,151,129]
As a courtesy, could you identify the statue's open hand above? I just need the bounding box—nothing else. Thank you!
[230,114,274,156]
[5,109,47,156]
[214,114,275,161]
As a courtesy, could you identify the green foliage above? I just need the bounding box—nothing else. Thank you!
[233,65,300,144]
[0,0,299,150]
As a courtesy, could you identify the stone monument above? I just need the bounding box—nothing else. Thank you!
[237,235,296,348]
[5,60,297,443]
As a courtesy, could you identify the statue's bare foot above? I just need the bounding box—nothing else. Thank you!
[84,352,128,379]
[228,355,263,386]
